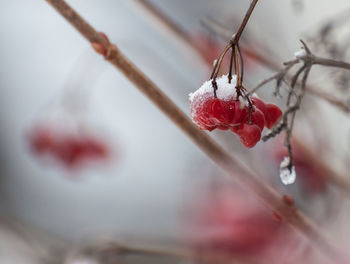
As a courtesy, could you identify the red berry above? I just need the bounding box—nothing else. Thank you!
[29,127,54,154]
[237,123,261,148]
[251,97,266,116]
[230,124,241,133]
[191,96,236,131]
[265,103,282,129]
[53,137,84,167]
[190,97,217,130]
[207,98,232,128]
[83,137,109,158]
[230,100,248,126]
[242,108,265,131]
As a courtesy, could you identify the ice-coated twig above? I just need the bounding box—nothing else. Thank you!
[45,0,341,259]
[202,19,350,114]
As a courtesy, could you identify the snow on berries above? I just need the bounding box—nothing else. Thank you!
[189,75,283,148]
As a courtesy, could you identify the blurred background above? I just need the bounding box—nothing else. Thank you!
[0,0,350,263]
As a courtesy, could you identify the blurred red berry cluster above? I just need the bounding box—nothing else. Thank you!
[27,124,110,169]
[190,94,282,148]
[186,183,307,263]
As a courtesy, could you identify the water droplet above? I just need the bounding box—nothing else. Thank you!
[279,157,296,185]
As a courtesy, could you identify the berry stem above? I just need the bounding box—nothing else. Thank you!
[232,0,259,45]
[212,79,218,98]
[237,44,244,85]
[210,0,259,81]
[228,46,234,84]
[234,45,241,87]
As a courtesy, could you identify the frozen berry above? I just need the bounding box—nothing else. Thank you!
[237,124,261,148]
[191,97,216,131]
[231,100,248,126]
[241,108,265,131]
[190,75,238,131]
[207,98,233,129]
[251,97,266,116]
[265,103,283,129]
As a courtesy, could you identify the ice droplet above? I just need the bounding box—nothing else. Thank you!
[279,157,296,185]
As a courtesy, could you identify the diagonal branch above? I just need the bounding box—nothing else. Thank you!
[45,0,341,259]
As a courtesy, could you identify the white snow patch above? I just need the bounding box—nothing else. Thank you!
[294,49,306,59]
[189,74,237,103]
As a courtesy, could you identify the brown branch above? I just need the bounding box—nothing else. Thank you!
[296,40,350,70]
[232,0,259,43]
[308,55,350,70]
[44,0,341,260]
[211,0,258,81]
[68,241,264,264]
[76,241,193,261]
[201,17,276,70]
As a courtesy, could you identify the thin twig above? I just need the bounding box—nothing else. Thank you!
[203,19,350,113]
[304,55,350,70]
[250,61,298,95]
[211,0,258,81]
[45,0,341,259]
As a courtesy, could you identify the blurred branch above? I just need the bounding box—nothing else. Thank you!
[65,241,266,264]
[131,0,190,47]
[45,0,341,260]
[66,242,193,263]
[307,87,350,113]
[308,56,350,70]
[129,0,209,70]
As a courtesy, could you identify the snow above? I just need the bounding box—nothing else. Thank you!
[189,74,238,102]
[238,95,250,108]
[279,157,296,185]
[294,49,307,59]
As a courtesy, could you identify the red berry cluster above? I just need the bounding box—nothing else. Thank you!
[187,184,301,262]
[28,125,109,169]
[190,94,282,148]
